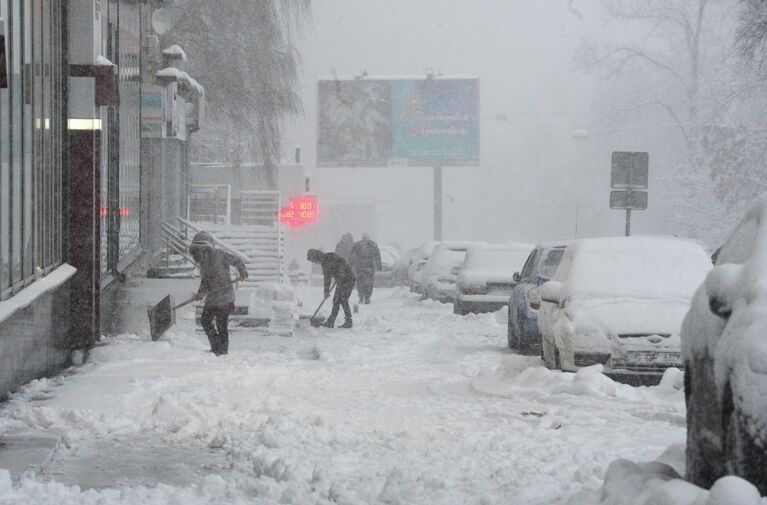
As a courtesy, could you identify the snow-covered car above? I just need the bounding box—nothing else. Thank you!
[408,241,439,294]
[538,236,712,384]
[374,245,400,287]
[392,247,420,285]
[422,241,484,302]
[454,243,534,315]
[683,195,767,493]
[507,243,567,354]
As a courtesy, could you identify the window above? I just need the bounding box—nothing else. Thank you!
[0,0,62,301]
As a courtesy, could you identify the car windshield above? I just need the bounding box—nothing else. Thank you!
[539,248,564,278]
[464,248,532,272]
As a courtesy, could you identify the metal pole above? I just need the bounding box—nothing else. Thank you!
[434,166,443,240]
[625,208,631,236]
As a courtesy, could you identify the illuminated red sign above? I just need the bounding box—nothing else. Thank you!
[279,195,318,228]
[99,207,132,218]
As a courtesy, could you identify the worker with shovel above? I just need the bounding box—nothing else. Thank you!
[307,249,355,328]
[190,231,248,355]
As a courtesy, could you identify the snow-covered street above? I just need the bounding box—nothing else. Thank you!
[0,285,686,504]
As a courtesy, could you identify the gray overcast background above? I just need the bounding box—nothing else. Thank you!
[282,0,677,250]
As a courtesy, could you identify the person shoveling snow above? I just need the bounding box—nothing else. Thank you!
[189,231,248,355]
[307,248,355,328]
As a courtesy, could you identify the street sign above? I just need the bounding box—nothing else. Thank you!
[611,151,648,189]
[610,190,648,210]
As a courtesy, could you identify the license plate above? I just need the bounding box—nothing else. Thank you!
[625,351,681,366]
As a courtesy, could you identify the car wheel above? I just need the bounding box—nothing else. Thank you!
[453,300,464,315]
[507,309,514,349]
[554,346,561,369]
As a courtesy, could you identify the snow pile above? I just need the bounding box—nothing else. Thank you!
[472,361,684,403]
[568,448,765,505]
[248,283,298,335]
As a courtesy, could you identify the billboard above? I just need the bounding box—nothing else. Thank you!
[317,77,479,167]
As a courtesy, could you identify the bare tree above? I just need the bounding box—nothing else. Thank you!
[574,0,729,159]
[171,0,311,189]
[736,0,767,71]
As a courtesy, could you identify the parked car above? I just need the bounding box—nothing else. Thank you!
[454,243,534,315]
[422,241,484,302]
[408,241,439,294]
[538,236,712,384]
[683,195,767,494]
[374,245,400,287]
[507,243,567,354]
[392,247,420,286]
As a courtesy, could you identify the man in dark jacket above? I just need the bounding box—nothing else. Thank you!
[350,233,382,304]
[334,233,354,262]
[307,248,355,328]
[189,231,248,355]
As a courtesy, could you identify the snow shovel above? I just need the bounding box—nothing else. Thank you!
[309,282,336,328]
[147,278,240,341]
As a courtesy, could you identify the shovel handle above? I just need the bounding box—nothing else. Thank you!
[310,282,336,319]
[174,278,241,310]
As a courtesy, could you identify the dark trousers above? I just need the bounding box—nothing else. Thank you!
[356,267,375,302]
[328,278,355,323]
[201,304,231,355]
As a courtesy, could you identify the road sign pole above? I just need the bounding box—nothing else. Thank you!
[434,165,443,241]
[625,208,631,237]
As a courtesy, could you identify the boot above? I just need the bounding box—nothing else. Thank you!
[321,318,335,328]
[340,318,353,329]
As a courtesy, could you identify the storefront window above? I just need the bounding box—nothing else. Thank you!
[0,0,62,301]
[0,0,11,294]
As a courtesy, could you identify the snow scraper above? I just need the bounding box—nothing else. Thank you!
[147,279,240,341]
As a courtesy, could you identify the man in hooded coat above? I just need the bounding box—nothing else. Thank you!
[334,233,354,262]
[189,231,248,355]
[350,233,382,304]
[307,248,355,328]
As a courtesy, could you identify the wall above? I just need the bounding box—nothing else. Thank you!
[0,274,72,400]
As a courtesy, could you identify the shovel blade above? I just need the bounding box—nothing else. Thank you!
[147,294,176,341]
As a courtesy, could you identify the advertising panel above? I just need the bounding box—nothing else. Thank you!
[318,77,479,167]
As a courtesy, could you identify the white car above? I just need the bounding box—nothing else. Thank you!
[538,236,712,384]
[683,194,767,492]
[455,243,534,315]
[408,241,439,294]
[421,241,484,302]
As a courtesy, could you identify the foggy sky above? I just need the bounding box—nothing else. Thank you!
[282,0,668,251]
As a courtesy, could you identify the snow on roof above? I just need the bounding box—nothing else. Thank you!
[558,236,712,301]
[162,44,188,62]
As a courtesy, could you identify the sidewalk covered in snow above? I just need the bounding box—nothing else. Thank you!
[0,284,695,504]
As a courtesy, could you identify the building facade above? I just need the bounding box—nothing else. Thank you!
[0,0,202,398]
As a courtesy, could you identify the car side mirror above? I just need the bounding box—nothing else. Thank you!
[513,272,521,283]
[540,281,564,306]
[705,264,741,320]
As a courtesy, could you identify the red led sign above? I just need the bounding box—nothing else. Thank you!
[279,195,318,228]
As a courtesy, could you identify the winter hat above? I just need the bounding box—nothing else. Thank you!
[307,249,324,263]
[190,231,215,257]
